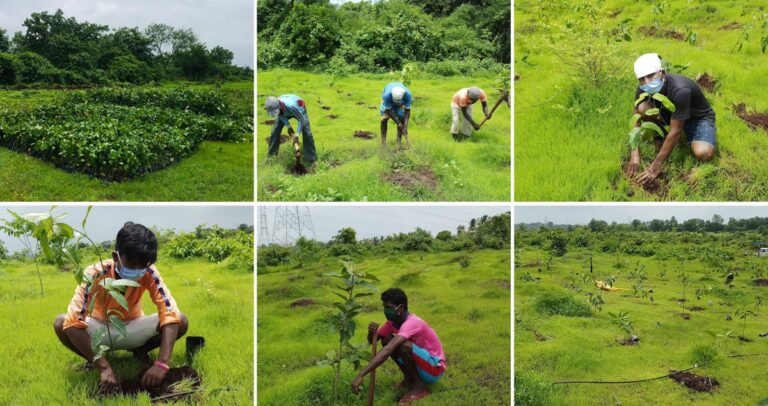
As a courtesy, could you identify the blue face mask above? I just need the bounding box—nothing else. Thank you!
[116,252,147,281]
[640,78,664,94]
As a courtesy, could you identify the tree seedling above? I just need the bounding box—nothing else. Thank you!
[628,93,676,149]
[317,262,378,403]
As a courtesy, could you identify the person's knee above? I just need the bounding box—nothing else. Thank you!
[54,314,66,333]
[396,339,413,356]
[693,143,715,161]
[178,313,189,338]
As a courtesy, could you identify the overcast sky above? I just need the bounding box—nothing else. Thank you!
[0,205,253,253]
[515,205,768,225]
[259,205,510,244]
[0,0,253,67]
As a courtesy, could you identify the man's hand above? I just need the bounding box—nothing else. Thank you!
[626,154,641,177]
[368,322,379,335]
[351,374,364,395]
[141,365,168,388]
[635,162,661,185]
[473,123,481,131]
[486,113,492,120]
[97,362,117,393]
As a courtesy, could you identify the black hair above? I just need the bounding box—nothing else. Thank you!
[115,222,157,266]
[381,288,408,310]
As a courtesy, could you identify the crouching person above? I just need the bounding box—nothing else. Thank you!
[53,222,189,392]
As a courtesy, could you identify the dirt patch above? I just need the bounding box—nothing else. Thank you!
[618,335,640,346]
[264,135,289,144]
[413,96,425,101]
[678,312,691,320]
[326,114,338,119]
[669,370,719,392]
[689,306,705,312]
[109,366,201,401]
[290,298,315,308]
[514,74,520,81]
[696,73,717,92]
[321,106,331,110]
[754,279,768,286]
[738,336,753,343]
[354,130,375,140]
[638,26,684,40]
[382,167,439,193]
[719,22,742,30]
[735,104,768,132]
[263,120,275,125]
[289,162,309,176]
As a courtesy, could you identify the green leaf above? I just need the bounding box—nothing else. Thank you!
[354,293,373,298]
[82,206,92,230]
[109,290,130,311]
[640,121,665,138]
[652,93,676,112]
[91,326,107,355]
[361,273,379,282]
[644,108,660,116]
[629,113,641,129]
[628,127,642,149]
[634,93,649,107]
[109,315,128,338]
[111,279,140,288]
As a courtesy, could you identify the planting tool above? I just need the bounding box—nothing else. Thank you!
[291,135,307,174]
[368,333,378,406]
[477,90,510,128]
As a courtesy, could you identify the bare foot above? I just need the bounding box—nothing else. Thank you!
[395,379,411,390]
[399,383,429,404]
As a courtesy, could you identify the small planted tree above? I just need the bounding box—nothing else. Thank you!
[736,308,756,341]
[678,272,691,317]
[608,310,635,342]
[317,262,378,403]
[628,93,676,149]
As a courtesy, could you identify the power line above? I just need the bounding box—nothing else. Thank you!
[271,206,316,246]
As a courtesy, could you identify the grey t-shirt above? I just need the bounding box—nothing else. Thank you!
[634,73,715,124]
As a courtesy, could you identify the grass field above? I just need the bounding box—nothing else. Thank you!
[0,81,253,202]
[515,0,768,201]
[258,249,511,405]
[257,70,511,202]
[0,256,253,405]
[516,245,768,405]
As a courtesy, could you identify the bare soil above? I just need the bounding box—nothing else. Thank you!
[638,26,684,40]
[696,73,717,92]
[618,335,640,346]
[753,279,768,286]
[354,130,375,140]
[326,114,338,119]
[106,366,201,401]
[678,312,691,320]
[263,120,275,125]
[382,167,439,193]
[689,306,705,312]
[738,336,753,343]
[734,104,768,132]
[321,106,331,110]
[669,370,719,392]
[290,298,316,308]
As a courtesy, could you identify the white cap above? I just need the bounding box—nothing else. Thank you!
[633,53,662,79]
[392,86,405,103]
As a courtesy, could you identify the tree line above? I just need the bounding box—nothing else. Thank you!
[0,9,252,87]
[257,0,510,75]
[258,211,510,268]
[518,215,768,234]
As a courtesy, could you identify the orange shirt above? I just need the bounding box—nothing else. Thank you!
[63,260,181,330]
[451,88,487,108]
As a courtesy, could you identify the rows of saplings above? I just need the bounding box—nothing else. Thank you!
[0,86,251,180]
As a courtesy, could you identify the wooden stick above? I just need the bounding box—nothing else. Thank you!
[477,91,509,128]
[367,334,378,406]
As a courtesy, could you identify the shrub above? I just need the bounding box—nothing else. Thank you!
[534,290,592,317]
[0,53,17,85]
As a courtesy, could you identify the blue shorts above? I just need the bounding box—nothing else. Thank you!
[380,104,405,118]
[684,118,716,147]
[397,343,445,384]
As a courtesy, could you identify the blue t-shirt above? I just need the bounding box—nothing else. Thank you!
[381,82,413,110]
[277,94,308,134]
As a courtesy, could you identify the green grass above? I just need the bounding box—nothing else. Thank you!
[516,247,768,405]
[258,250,511,405]
[0,256,253,405]
[257,70,510,201]
[0,81,253,202]
[515,0,768,201]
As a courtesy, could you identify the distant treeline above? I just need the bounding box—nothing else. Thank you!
[0,9,252,87]
[257,0,510,75]
[258,211,510,268]
[518,216,768,234]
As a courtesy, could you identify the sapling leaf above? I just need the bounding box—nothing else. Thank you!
[111,279,140,288]
[354,293,373,298]
[91,327,107,355]
[644,108,660,116]
[628,127,643,149]
[634,93,649,107]
[109,290,130,311]
[652,93,676,112]
[641,121,665,137]
[82,206,92,230]
[109,315,128,338]
[361,273,379,282]
[629,113,641,129]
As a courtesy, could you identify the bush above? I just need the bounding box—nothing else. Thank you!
[533,290,592,317]
[108,54,153,84]
[0,53,17,85]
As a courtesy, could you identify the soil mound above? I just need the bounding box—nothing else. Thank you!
[669,370,719,392]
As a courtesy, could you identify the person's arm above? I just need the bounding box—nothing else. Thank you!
[403,109,411,133]
[351,334,408,394]
[482,100,490,118]
[462,107,479,129]
[386,109,403,127]
[636,118,685,184]
[141,268,182,387]
[627,106,642,177]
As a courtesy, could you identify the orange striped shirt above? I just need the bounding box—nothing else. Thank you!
[63,260,181,330]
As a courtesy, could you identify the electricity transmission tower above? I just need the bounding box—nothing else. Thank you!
[258,207,270,245]
[271,206,316,245]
